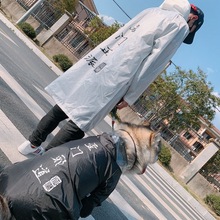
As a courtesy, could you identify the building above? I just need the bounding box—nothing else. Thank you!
[179,118,220,159]
[132,74,220,186]
[3,0,100,63]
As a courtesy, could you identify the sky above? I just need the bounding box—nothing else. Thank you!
[93,0,220,130]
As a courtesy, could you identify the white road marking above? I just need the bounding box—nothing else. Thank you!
[0,64,46,119]
[33,85,56,106]
[0,13,62,76]
[0,27,18,46]
[0,109,28,163]
[121,175,167,220]
[0,64,60,136]
[135,174,191,220]
[109,189,144,220]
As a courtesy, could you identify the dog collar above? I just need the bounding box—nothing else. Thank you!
[111,134,128,172]
[118,129,137,170]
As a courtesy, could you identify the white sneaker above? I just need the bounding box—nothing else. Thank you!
[18,140,45,156]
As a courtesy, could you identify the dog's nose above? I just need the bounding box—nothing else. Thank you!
[139,165,147,175]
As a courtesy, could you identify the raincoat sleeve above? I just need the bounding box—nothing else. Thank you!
[123,17,189,105]
[80,169,121,217]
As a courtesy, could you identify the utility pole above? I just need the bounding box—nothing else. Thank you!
[16,0,45,24]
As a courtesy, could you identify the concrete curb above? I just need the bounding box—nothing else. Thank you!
[151,163,216,220]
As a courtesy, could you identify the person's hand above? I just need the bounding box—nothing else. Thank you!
[116,100,128,110]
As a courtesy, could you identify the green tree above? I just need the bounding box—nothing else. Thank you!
[53,54,73,71]
[47,0,78,13]
[142,66,220,132]
[205,194,220,216]
[158,145,172,167]
[85,16,122,47]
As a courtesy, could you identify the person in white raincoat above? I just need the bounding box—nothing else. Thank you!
[18,0,204,155]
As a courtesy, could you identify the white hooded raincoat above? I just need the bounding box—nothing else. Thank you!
[45,0,191,132]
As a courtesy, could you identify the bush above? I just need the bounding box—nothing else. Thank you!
[53,54,73,71]
[158,145,172,167]
[205,194,220,216]
[18,22,36,39]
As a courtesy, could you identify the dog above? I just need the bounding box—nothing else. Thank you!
[115,122,161,175]
[0,121,161,220]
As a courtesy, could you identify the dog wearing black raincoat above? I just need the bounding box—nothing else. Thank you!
[0,122,161,220]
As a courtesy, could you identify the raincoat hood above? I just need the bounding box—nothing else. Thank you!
[160,0,190,21]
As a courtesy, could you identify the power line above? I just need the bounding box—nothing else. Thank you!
[112,0,132,20]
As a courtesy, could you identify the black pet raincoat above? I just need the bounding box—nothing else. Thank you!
[0,134,122,220]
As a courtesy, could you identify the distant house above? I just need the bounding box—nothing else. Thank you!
[12,0,100,62]
[53,0,99,60]
[132,88,220,162]
[179,118,220,157]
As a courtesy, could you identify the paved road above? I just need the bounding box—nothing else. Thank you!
[0,12,216,220]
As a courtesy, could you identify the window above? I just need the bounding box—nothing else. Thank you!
[56,27,70,41]
[192,142,204,153]
[77,41,89,55]
[202,132,212,141]
[71,33,85,48]
[183,131,192,140]
[192,124,200,132]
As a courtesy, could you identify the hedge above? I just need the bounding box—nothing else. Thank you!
[158,145,172,167]
[53,54,73,71]
[18,22,36,39]
[205,194,220,216]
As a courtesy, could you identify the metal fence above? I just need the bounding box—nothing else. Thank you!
[16,0,97,59]
[16,0,37,9]
[207,175,220,191]
[131,101,208,162]
[17,0,62,29]
[55,20,92,59]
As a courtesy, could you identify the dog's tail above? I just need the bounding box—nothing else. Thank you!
[0,194,11,220]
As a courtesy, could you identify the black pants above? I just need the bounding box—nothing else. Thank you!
[29,105,85,150]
